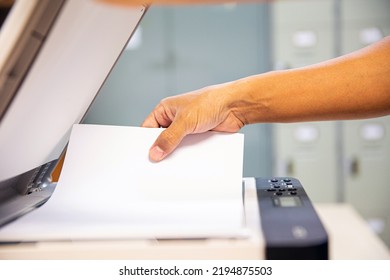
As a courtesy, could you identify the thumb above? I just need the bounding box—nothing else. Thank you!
[149,122,187,162]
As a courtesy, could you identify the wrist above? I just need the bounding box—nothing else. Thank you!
[225,74,273,125]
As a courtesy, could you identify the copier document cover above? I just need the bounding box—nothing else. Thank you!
[0,124,245,241]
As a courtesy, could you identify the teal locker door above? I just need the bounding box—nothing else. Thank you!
[272,0,339,202]
[84,8,171,126]
[170,4,273,177]
[343,117,390,247]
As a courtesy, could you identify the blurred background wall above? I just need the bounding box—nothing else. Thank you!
[83,0,390,247]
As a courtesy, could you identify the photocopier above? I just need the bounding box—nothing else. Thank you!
[0,0,328,260]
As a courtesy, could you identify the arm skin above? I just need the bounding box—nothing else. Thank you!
[142,37,390,161]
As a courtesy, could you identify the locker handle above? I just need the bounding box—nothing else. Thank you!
[286,159,294,176]
[348,157,360,178]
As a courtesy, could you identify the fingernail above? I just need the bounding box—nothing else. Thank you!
[150,146,166,162]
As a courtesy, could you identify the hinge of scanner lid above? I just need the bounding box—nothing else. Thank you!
[26,160,57,194]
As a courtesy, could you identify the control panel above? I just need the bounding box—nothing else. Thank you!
[255,177,328,260]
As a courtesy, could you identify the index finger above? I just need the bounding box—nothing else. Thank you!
[141,111,161,128]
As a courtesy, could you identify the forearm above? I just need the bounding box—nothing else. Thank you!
[230,37,390,124]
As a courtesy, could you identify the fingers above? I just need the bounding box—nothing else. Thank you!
[148,121,187,162]
[141,112,160,128]
[142,90,230,161]
[141,100,186,162]
[141,103,174,128]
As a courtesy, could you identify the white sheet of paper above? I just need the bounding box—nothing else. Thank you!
[0,124,245,241]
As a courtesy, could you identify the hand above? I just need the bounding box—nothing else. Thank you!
[142,83,245,161]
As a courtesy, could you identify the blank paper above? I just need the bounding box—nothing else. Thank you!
[0,124,245,241]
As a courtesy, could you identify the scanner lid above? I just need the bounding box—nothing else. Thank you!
[0,0,147,226]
